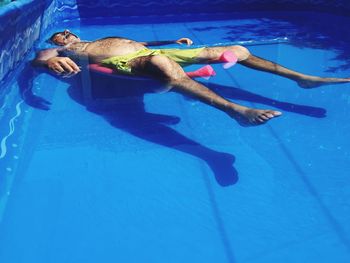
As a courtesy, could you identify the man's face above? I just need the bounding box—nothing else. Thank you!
[52,30,80,46]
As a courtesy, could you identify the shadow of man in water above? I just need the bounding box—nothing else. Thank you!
[20,64,327,186]
[68,75,326,185]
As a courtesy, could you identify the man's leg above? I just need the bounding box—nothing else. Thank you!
[128,55,281,125]
[196,46,350,88]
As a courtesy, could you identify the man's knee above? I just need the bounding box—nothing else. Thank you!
[147,55,184,80]
[231,45,250,61]
[148,55,172,66]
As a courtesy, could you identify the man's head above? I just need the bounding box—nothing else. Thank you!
[49,30,80,46]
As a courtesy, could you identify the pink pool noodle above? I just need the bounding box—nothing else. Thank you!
[185,65,216,78]
[219,50,238,69]
[89,64,216,79]
[89,64,114,74]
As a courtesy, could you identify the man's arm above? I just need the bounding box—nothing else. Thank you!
[32,48,80,74]
[32,48,60,66]
[140,37,193,47]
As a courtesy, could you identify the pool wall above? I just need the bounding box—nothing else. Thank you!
[1,0,350,86]
[57,0,350,19]
[0,0,55,86]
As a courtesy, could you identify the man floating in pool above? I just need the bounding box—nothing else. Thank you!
[33,30,350,125]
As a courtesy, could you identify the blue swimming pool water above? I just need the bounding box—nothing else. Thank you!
[0,11,350,263]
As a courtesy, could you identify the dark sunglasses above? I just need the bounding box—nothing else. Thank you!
[62,30,79,39]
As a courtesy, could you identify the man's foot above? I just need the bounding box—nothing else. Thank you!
[297,76,350,89]
[228,106,282,126]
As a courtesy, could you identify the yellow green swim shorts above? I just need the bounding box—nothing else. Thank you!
[101,47,205,74]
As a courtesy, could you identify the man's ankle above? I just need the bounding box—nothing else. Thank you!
[226,104,247,115]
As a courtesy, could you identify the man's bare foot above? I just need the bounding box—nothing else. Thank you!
[228,106,282,126]
[297,76,350,89]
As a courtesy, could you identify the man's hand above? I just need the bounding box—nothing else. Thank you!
[175,38,193,46]
[47,57,81,76]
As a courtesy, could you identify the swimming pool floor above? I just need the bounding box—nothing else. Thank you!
[0,12,350,263]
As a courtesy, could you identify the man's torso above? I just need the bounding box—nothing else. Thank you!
[61,37,147,63]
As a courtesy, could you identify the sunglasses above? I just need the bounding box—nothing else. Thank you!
[61,30,79,39]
